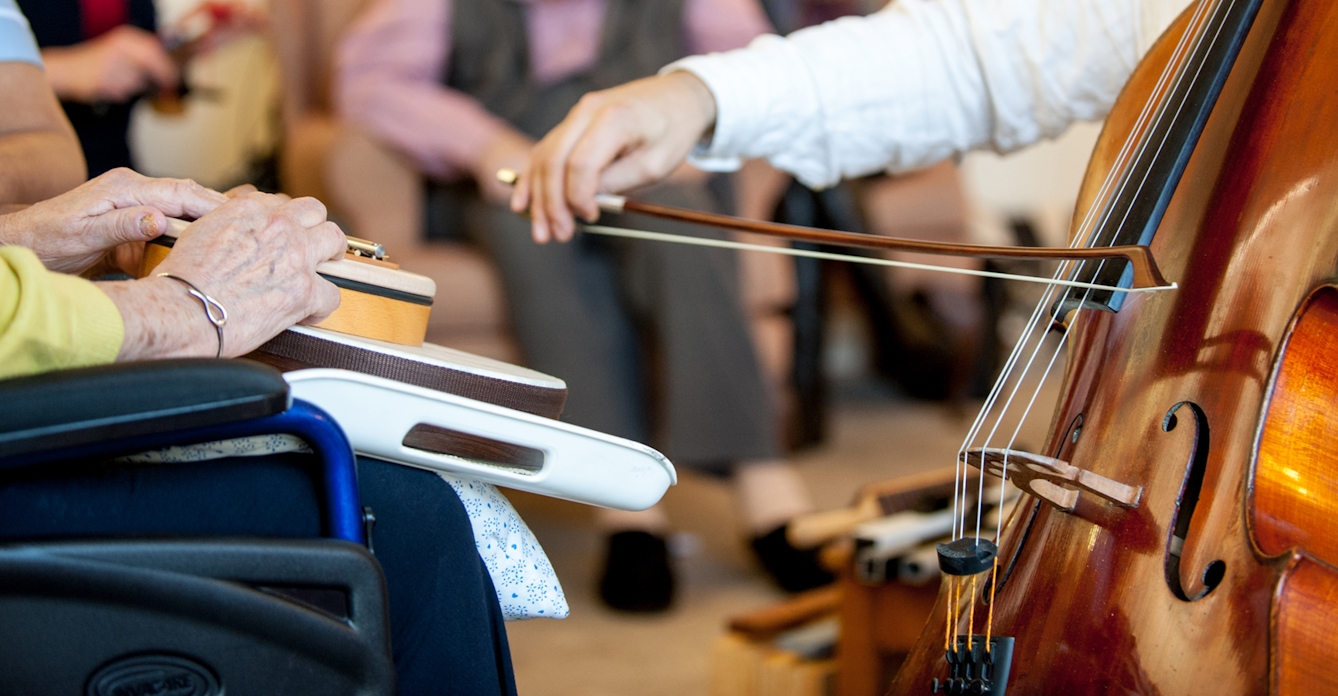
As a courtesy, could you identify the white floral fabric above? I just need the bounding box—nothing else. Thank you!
[119,434,313,462]
[120,436,567,621]
[437,473,569,621]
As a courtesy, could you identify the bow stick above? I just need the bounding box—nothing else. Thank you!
[496,170,1176,293]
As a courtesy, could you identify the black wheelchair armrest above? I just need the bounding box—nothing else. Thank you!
[32,538,391,654]
[0,539,395,695]
[0,359,288,459]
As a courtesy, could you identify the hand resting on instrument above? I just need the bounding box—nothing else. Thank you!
[0,168,226,275]
[0,167,346,362]
[510,71,717,243]
[100,191,347,361]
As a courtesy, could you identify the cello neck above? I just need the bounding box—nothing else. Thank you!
[1057,0,1264,315]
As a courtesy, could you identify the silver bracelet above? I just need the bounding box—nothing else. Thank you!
[157,273,228,358]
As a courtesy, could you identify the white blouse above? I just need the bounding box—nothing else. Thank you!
[671,0,1193,189]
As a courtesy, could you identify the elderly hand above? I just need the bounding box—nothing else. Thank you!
[159,193,347,351]
[42,26,179,104]
[510,72,717,243]
[100,192,346,360]
[0,168,228,275]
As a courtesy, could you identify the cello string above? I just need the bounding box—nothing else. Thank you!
[968,574,978,645]
[999,309,1087,501]
[975,0,1230,561]
[985,557,1000,651]
[1085,0,1240,256]
[963,0,1220,510]
[950,281,1059,541]
[951,259,1082,539]
[982,0,1232,525]
[967,0,1216,452]
[965,0,1216,458]
[967,282,1077,540]
[944,0,1220,643]
[956,2,1226,646]
[948,282,1064,538]
[957,0,1213,541]
[945,579,954,651]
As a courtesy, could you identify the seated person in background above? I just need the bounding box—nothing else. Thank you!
[337,0,829,612]
[17,0,262,177]
[0,10,519,693]
[17,0,170,176]
[515,0,1189,238]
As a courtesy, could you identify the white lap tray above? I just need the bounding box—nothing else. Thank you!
[285,369,676,510]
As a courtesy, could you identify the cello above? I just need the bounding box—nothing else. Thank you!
[874,0,1338,692]
[496,0,1337,685]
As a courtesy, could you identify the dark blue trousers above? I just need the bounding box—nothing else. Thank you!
[0,454,518,696]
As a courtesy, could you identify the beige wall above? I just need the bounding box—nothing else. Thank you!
[960,121,1103,246]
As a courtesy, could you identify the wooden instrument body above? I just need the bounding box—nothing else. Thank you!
[138,222,571,421]
[140,232,435,347]
[889,0,1338,693]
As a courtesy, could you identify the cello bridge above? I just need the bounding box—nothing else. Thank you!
[963,448,1142,512]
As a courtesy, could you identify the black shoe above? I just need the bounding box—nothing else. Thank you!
[599,531,675,612]
[751,524,835,592]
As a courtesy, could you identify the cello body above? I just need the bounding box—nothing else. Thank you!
[888,0,1338,693]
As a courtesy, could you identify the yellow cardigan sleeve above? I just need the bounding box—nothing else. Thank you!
[0,246,125,378]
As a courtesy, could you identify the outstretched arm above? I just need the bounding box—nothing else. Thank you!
[334,0,525,202]
[513,0,1190,243]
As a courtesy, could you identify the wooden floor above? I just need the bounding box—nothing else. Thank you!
[505,377,1058,696]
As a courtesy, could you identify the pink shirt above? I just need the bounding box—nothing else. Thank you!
[335,0,773,179]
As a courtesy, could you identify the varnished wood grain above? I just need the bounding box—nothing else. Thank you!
[1253,286,1338,568]
[1272,555,1338,696]
[311,286,430,346]
[885,0,1338,692]
[140,239,432,346]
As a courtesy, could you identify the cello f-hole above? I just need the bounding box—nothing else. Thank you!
[1162,401,1225,601]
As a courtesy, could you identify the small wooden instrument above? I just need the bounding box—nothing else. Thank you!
[139,219,678,510]
[142,219,435,347]
[140,220,571,415]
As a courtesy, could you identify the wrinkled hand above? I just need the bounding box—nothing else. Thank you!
[511,72,717,243]
[0,168,227,274]
[474,129,534,205]
[152,193,346,356]
[43,26,179,103]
